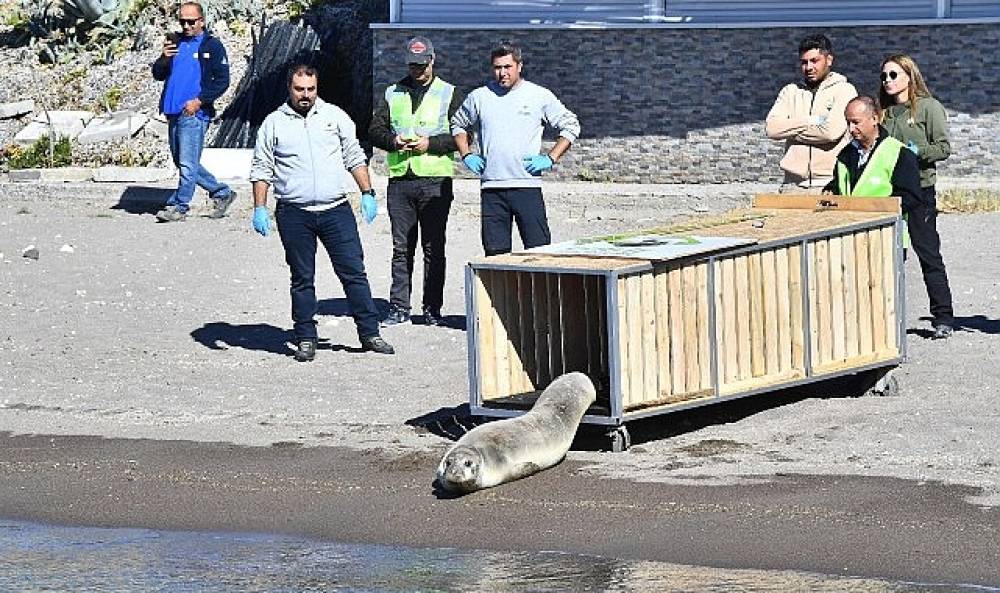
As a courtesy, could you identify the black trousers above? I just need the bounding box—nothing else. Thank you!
[275,201,380,341]
[387,177,454,314]
[906,186,954,326]
[480,187,551,256]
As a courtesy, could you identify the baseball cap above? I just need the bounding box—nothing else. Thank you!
[405,36,434,64]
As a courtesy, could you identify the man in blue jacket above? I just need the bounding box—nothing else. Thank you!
[151,2,236,222]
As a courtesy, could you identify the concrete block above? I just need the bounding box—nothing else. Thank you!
[144,116,168,139]
[200,148,253,181]
[77,111,150,144]
[14,120,86,145]
[8,167,94,182]
[31,110,94,126]
[93,166,175,183]
[0,100,34,119]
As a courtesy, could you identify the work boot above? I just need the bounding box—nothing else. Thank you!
[208,191,237,219]
[155,206,187,222]
[294,339,317,362]
[360,335,394,355]
[380,306,410,327]
[422,308,444,327]
[931,323,954,340]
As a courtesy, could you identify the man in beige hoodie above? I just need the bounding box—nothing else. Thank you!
[766,34,858,193]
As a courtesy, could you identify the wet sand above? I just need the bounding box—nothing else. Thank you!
[1,433,997,587]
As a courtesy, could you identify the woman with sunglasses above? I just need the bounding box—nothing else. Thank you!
[879,54,955,340]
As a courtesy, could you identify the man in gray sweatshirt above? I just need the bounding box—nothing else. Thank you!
[452,40,580,255]
[250,64,394,361]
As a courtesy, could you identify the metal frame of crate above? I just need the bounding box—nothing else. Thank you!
[465,196,906,449]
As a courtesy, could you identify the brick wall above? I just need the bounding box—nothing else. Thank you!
[372,24,1000,183]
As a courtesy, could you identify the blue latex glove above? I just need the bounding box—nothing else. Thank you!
[462,154,486,175]
[523,154,554,176]
[361,190,378,224]
[252,206,270,237]
[906,141,919,155]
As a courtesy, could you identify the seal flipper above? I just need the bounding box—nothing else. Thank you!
[507,462,542,481]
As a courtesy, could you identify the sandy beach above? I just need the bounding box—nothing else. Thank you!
[1,176,998,586]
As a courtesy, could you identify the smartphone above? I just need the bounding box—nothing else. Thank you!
[165,31,180,45]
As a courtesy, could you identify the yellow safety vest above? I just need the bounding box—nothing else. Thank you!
[386,77,455,178]
[836,137,909,247]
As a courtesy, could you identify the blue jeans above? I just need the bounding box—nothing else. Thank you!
[480,187,551,256]
[166,114,231,213]
[276,201,380,342]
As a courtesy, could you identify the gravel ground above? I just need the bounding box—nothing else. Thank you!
[1,176,998,508]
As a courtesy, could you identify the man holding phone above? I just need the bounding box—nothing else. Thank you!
[368,36,464,327]
[151,1,236,222]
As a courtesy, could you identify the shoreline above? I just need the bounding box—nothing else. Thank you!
[2,433,998,587]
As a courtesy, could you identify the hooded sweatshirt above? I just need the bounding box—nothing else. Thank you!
[766,71,858,185]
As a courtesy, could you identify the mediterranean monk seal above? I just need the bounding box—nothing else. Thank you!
[436,372,596,494]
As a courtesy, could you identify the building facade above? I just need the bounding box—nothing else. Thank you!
[372,3,1000,183]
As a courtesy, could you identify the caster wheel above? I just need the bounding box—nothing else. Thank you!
[607,426,631,452]
[865,371,900,397]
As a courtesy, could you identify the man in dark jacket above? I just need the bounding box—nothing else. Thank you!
[151,1,235,222]
[824,96,923,215]
[368,37,464,327]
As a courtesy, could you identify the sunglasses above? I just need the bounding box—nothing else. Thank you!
[178,18,201,26]
[881,70,903,83]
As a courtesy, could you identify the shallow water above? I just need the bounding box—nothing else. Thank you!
[0,521,994,592]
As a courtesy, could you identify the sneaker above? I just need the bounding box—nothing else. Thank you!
[931,323,954,340]
[294,339,317,362]
[380,307,410,327]
[155,206,187,222]
[422,308,444,327]
[208,191,237,219]
[360,335,395,355]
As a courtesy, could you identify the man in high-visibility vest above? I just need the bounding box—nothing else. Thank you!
[824,95,922,214]
[369,37,464,328]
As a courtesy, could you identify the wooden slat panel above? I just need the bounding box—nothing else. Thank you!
[829,236,846,362]
[475,270,498,400]
[654,267,672,398]
[775,246,793,374]
[518,272,537,390]
[683,265,701,390]
[492,269,511,398]
[882,225,898,353]
[815,239,833,365]
[560,275,589,374]
[807,242,819,369]
[668,267,687,394]
[855,231,874,356]
[753,194,901,213]
[734,256,752,381]
[748,252,765,377]
[547,273,563,380]
[506,272,529,393]
[721,257,738,384]
[697,263,712,391]
[584,275,601,380]
[641,273,659,403]
[761,249,780,376]
[843,232,860,360]
[626,275,644,407]
[531,272,550,386]
[868,229,887,353]
[789,244,805,371]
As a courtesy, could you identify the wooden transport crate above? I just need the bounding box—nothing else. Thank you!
[465,195,905,439]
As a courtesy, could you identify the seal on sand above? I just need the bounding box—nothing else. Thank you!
[436,372,596,494]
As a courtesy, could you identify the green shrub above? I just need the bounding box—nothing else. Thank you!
[5,136,74,169]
